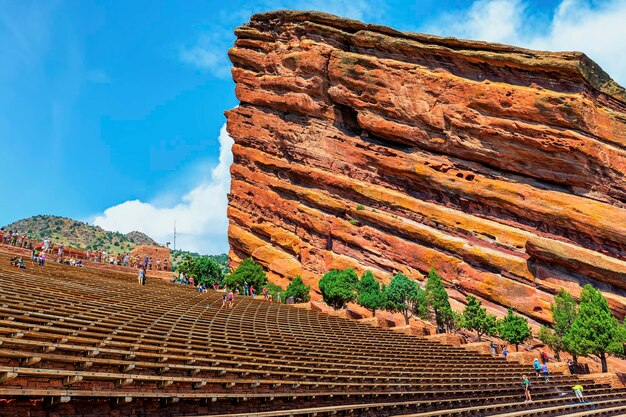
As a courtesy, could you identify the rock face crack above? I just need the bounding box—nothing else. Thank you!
[226,10,626,323]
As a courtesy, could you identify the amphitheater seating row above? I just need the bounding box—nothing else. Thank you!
[1,248,625,416]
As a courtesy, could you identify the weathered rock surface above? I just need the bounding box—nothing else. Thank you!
[226,10,626,324]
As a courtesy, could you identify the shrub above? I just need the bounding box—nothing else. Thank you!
[264,282,284,301]
[356,204,365,210]
[223,258,267,292]
[462,296,498,342]
[319,268,358,309]
[499,308,531,351]
[283,276,310,303]
[425,268,452,332]
[356,271,384,316]
[384,272,427,325]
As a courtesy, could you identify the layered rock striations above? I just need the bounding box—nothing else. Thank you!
[226,10,626,324]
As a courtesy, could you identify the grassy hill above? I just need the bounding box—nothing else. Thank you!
[3,215,159,254]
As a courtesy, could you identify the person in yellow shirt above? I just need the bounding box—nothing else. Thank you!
[572,384,584,403]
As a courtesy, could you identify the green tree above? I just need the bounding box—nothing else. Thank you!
[176,255,224,286]
[223,258,267,293]
[425,268,452,332]
[538,289,578,362]
[264,282,284,302]
[356,271,384,316]
[176,255,195,278]
[318,268,359,310]
[499,308,531,351]
[189,256,224,286]
[565,285,625,373]
[462,296,498,342]
[446,310,465,334]
[283,276,310,303]
[383,272,427,325]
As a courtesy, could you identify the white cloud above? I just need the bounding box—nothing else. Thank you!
[431,0,525,45]
[424,0,626,86]
[93,124,234,254]
[179,33,232,78]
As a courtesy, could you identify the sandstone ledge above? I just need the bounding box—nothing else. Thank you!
[226,10,626,324]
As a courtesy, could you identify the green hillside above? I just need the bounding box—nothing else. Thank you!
[3,215,159,254]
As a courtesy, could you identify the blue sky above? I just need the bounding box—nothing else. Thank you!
[2,0,625,254]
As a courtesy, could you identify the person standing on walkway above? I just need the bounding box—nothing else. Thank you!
[522,375,532,402]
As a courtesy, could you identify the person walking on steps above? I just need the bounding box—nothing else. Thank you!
[541,363,549,382]
[138,268,145,285]
[522,375,532,402]
[572,384,585,403]
[490,340,496,356]
[502,345,508,360]
[533,358,542,377]
[228,290,234,308]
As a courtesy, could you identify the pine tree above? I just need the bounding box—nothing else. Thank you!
[565,285,625,373]
[383,272,427,325]
[356,271,384,316]
[499,308,531,352]
[425,268,452,332]
[318,268,359,310]
[538,289,578,362]
[462,296,498,342]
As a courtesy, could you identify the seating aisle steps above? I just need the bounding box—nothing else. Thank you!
[0,249,624,416]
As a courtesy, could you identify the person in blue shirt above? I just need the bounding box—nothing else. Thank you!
[533,358,542,377]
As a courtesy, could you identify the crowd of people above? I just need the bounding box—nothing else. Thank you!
[172,273,292,306]
[2,228,169,272]
[2,229,37,249]
[82,250,168,270]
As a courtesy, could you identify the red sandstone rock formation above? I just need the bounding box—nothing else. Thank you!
[225,10,626,324]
